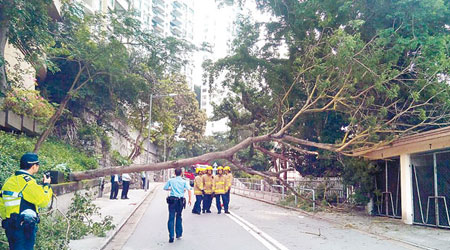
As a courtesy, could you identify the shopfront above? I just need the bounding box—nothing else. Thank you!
[363,127,450,228]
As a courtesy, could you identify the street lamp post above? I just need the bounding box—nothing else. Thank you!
[145,93,177,190]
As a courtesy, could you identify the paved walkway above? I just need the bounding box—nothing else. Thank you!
[69,183,158,250]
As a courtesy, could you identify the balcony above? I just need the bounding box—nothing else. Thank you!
[152,15,164,24]
[172,0,182,9]
[171,7,182,17]
[170,18,182,27]
[152,3,165,14]
[170,26,182,37]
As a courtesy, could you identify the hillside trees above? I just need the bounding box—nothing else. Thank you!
[35,4,204,154]
[0,0,55,92]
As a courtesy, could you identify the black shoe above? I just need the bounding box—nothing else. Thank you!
[225,211,230,214]
[206,211,211,213]
[218,211,221,214]
[169,238,174,243]
[176,235,182,239]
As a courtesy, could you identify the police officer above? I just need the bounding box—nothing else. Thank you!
[213,167,229,214]
[192,168,203,215]
[0,153,53,250]
[163,168,192,243]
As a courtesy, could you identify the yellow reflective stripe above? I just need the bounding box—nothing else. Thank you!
[4,199,20,207]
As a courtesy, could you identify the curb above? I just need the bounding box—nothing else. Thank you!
[98,184,159,250]
[233,192,435,250]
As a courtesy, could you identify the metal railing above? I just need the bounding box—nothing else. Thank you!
[232,178,317,211]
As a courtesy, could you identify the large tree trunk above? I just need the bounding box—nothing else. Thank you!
[70,134,271,181]
[0,18,9,92]
[34,93,72,152]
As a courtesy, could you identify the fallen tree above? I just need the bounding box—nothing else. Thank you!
[70,0,450,206]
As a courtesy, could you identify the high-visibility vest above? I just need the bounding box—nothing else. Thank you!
[193,175,204,195]
[213,175,227,194]
[0,171,53,219]
[225,173,233,191]
[202,174,214,194]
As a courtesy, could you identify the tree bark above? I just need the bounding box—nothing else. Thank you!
[69,134,271,181]
[0,18,9,92]
[34,93,72,152]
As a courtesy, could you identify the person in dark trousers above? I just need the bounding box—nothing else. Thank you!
[121,173,131,199]
[192,168,204,214]
[163,168,192,243]
[202,166,214,213]
[141,172,146,189]
[0,153,53,250]
[110,174,119,200]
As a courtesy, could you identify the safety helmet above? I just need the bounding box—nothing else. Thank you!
[217,166,224,170]
[206,166,213,170]
[224,166,231,171]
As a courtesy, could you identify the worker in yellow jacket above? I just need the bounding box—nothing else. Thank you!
[0,153,53,250]
[213,166,229,214]
[192,168,204,215]
[224,166,233,211]
[202,166,214,213]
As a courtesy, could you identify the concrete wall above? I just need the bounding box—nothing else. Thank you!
[4,42,36,90]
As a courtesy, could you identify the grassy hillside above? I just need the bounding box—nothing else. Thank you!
[0,131,98,184]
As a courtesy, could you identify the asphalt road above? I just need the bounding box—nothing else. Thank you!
[120,187,420,250]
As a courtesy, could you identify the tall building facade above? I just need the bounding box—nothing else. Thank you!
[76,0,195,88]
[192,1,238,135]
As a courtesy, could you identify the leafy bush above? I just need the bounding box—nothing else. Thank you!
[0,131,98,184]
[0,192,115,250]
[111,150,131,166]
[1,88,55,123]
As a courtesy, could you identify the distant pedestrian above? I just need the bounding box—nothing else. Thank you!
[163,168,192,243]
[141,172,146,189]
[121,173,131,199]
[110,174,120,200]
[0,153,53,250]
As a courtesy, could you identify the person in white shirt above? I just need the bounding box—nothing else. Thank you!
[121,173,131,199]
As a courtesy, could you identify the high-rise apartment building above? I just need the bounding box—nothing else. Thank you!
[76,0,195,87]
[192,1,238,135]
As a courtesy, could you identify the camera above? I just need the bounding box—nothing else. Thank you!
[43,171,65,184]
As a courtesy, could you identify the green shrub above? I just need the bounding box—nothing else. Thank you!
[1,88,55,123]
[0,192,115,250]
[111,150,131,166]
[0,131,98,184]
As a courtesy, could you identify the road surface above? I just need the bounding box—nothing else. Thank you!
[114,187,420,250]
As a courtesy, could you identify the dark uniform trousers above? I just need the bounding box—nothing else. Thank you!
[2,214,38,250]
[121,181,130,199]
[167,197,184,239]
[202,194,213,212]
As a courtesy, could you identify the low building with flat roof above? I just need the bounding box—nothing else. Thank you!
[361,126,450,229]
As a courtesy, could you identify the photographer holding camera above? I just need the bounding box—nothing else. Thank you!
[0,153,53,250]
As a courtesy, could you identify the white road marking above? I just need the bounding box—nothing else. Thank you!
[227,213,279,250]
[298,215,305,219]
[227,211,290,250]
